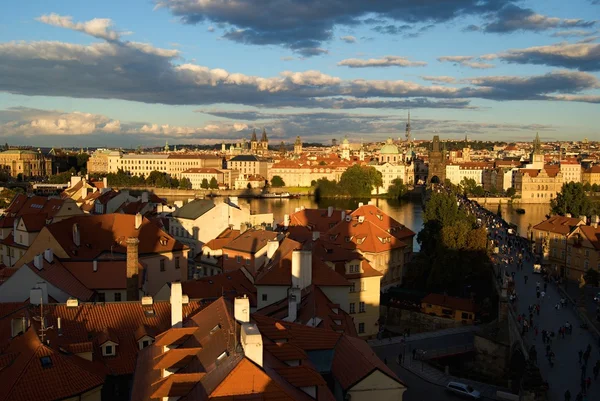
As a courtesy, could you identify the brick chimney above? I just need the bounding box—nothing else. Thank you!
[126,237,140,301]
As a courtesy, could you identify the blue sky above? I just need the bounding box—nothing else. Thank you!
[0,0,598,147]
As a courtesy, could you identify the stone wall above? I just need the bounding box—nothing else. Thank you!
[472,334,510,378]
[381,306,464,333]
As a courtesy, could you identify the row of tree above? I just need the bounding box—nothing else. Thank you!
[550,182,600,217]
[314,165,407,199]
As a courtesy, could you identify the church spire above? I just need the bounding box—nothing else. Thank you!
[261,127,268,142]
[533,132,542,154]
[405,110,411,142]
[251,129,257,142]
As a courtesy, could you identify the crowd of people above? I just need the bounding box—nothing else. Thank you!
[435,184,600,401]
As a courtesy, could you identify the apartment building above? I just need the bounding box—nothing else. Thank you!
[565,217,600,281]
[106,151,221,178]
[227,154,268,178]
[180,167,234,189]
[514,166,563,203]
[445,162,491,186]
[560,160,582,183]
[86,148,112,173]
[0,149,52,178]
[582,165,600,186]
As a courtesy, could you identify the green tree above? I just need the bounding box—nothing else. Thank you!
[338,165,382,197]
[387,178,407,200]
[247,183,252,189]
[506,187,516,197]
[551,182,594,216]
[592,183,599,192]
[209,177,219,189]
[583,182,592,192]
[171,178,179,188]
[271,175,285,187]
[179,177,192,190]
[16,173,23,182]
[310,180,317,187]
[201,178,209,189]
[48,171,72,184]
[147,171,169,188]
[76,154,89,170]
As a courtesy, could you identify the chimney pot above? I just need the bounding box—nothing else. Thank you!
[126,237,140,301]
[312,231,320,241]
[134,213,143,230]
[43,249,53,263]
[327,206,334,218]
[93,260,98,272]
[291,250,312,290]
[170,282,183,328]
[358,202,364,208]
[266,240,279,260]
[234,295,250,323]
[33,254,44,270]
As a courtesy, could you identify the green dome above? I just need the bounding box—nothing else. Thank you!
[379,138,399,155]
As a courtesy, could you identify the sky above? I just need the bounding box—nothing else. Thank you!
[0,0,599,147]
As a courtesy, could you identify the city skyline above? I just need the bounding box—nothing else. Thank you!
[1,0,599,147]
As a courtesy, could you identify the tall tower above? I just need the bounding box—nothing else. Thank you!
[260,128,268,152]
[279,141,286,155]
[250,129,258,153]
[405,111,411,142]
[341,136,350,160]
[428,135,447,183]
[164,140,169,153]
[294,136,302,155]
[530,132,544,169]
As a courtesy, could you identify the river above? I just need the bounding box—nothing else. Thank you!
[166,194,550,250]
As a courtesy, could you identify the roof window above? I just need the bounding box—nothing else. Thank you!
[210,324,221,335]
[40,356,52,368]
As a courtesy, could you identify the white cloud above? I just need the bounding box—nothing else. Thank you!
[38,13,121,41]
[340,35,357,43]
[338,55,427,68]
[437,55,495,69]
[420,75,456,83]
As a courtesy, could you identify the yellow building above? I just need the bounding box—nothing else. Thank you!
[86,149,112,173]
[421,293,476,323]
[565,219,600,282]
[582,165,600,186]
[0,149,52,178]
[514,166,563,203]
[106,151,221,179]
[531,215,586,278]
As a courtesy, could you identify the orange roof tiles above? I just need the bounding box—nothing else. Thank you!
[264,342,308,362]
[151,373,205,399]
[533,215,584,235]
[421,293,476,313]
[25,258,94,301]
[223,230,278,253]
[203,228,241,251]
[275,365,326,387]
[287,208,349,234]
[0,328,105,401]
[576,225,600,250]
[182,269,257,307]
[154,347,203,370]
[45,213,185,259]
[350,204,415,240]
[61,260,144,290]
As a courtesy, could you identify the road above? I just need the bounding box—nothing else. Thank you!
[496,231,600,401]
[390,363,456,401]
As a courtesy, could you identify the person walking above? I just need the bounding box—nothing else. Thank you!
[564,389,571,401]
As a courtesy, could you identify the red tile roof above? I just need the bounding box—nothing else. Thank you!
[223,230,278,253]
[0,328,105,401]
[533,215,584,235]
[350,204,415,240]
[182,269,257,307]
[576,225,600,250]
[203,228,241,251]
[45,214,186,259]
[421,293,476,313]
[61,260,144,290]
[287,208,349,233]
[25,258,94,301]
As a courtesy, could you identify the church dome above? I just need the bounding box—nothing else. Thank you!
[379,138,399,155]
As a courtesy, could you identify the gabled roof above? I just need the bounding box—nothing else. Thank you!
[326,218,406,254]
[572,225,600,250]
[0,328,105,401]
[532,215,584,235]
[202,228,240,251]
[44,214,185,259]
[287,208,349,234]
[350,204,415,240]
[172,199,216,220]
[182,269,257,307]
[229,155,261,162]
[61,260,144,290]
[223,230,279,254]
[24,258,94,301]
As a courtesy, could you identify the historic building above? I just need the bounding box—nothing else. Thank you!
[428,135,447,183]
[0,149,52,178]
[294,135,303,155]
[583,165,600,186]
[250,128,269,155]
[86,148,112,173]
[106,151,221,179]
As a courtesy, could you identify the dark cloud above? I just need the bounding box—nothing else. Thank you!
[157,0,516,55]
[372,24,412,35]
[484,5,596,33]
[463,24,481,32]
[492,42,600,71]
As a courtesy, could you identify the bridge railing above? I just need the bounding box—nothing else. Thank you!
[417,344,475,360]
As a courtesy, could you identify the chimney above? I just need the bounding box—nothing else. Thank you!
[33,254,44,270]
[283,214,290,229]
[57,317,62,336]
[566,213,572,218]
[312,231,320,241]
[43,249,53,263]
[72,223,80,247]
[240,223,248,234]
[266,240,279,260]
[134,213,143,230]
[592,215,599,229]
[358,202,364,208]
[229,196,238,207]
[580,215,587,224]
[234,295,250,323]
[286,287,301,323]
[170,282,183,328]
[126,237,140,301]
[29,285,48,305]
[241,323,263,367]
[93,260,98,272]
[81,186,88,200]
[141,192,149,203]
[327,206,334,217]
[13,219,18,233]
[103,177,108,189]
[291,250,312,290]
[341,211,346,221]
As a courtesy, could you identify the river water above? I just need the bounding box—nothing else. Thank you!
[167,194,550,250]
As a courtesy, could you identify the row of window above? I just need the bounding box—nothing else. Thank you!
[349,302,366,314]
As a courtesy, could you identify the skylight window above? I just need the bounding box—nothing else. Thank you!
[40,356,52,368]
[210,324,221,335]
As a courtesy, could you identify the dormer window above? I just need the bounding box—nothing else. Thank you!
[138,336,154,350]
[101,341,118,357]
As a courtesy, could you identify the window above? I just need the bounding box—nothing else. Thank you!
[246,258,250,265]
[159,259,166,272]
[358,323,365,334]
[349,283,355,293]
[236,256,242,264]
[349,303,355,314]
[584,260,589,269]
[103,345,115,356]
[175,257,180,269]
[262,294,268,302]
[585,250,590,257]
[40,356,52,368]
[442,308,452,315]
[98,293,106,302]
[114,293,121,302]
[141,340,150,349]
[461,312,470,320]
[359,302,365,313]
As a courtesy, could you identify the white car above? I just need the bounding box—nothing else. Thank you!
[446,382,482,399]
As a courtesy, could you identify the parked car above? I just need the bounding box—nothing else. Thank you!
[446,382,482,399]
[593,292,600,303]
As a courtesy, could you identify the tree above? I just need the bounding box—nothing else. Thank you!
[16,173,23,182]
[247,183,252,189]
[506,187,516,197]
[147,171,169,188]
[310,180,317,187]
[583,182,592,192]
[209,177,218,189]
[338,165,382,197]
[179,177,192,190]
[201,178,209,189]
[271,175,285,187]
[592,183,599,192]
[387,178,407,200]
[551,182,595,216]
[76,154,89,171]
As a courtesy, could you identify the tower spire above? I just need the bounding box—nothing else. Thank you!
[405,110,411,142]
